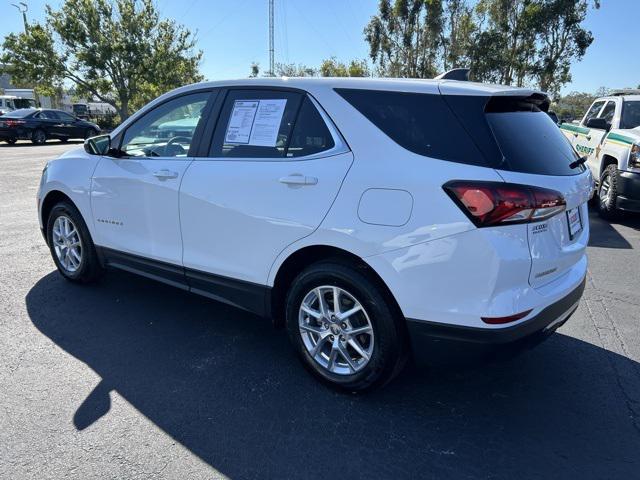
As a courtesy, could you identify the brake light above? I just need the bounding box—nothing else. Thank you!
[5,120,25,128]
[443,180,566,227]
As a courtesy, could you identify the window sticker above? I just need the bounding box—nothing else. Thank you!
[224,99,287,147]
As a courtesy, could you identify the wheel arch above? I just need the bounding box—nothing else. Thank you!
[41,190,76,241]
[269,244,404,329]
[599,154,618,178]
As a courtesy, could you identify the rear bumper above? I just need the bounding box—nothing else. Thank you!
[616,170,640,212]
[0,129,17,141]
[406,276,585,365]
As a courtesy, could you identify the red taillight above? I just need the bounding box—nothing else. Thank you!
[443,181,566,227]
[482,309,533,325]
[5,120,25,128]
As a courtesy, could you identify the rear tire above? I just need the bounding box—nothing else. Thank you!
[46,201,104,283]
[285,261,408,392]
[6,138,17,145]
[598,164,619,220]
[31,129,46,145]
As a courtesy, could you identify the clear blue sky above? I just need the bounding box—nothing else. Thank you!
[2,0,638,94]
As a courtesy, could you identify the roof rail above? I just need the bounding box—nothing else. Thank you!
[434,68,470,81]
[610,89,640,96]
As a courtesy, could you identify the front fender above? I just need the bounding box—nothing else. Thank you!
[38,148,101,236]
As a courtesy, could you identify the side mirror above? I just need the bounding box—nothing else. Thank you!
[84,134,111,155]
[585,117,611,131]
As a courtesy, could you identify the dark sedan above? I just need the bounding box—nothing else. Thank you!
[0,109,100,145]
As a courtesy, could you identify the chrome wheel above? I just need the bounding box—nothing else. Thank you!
[599,175,612,204]
[298,285,374,375]
[52,215,83,273]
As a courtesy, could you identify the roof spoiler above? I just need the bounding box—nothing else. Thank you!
[434,68,470,81]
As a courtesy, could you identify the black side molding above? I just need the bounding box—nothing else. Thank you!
[97,247,271,317]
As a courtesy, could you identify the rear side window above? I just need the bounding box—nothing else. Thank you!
[287,97,335,158]
[335,89,488,166]
[621,101,640,129]
[2,109,33,118]
[210,90,302,158]
[38,111,59,120]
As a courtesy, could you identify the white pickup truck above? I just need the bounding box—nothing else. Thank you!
[560,90,640,218]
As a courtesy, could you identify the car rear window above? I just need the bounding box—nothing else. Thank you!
[2,109,34,118]
[335,88,490,167]
[484,96,581,176]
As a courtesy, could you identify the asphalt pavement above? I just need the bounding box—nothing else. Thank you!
[1,140,639,479]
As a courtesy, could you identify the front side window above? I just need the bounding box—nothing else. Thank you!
[121,92,210,158]
[583,101,605,124]
[598,101,616,124]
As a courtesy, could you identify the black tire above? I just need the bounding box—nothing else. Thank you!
[31,129,46,145]
[84,128,97,140]
[285,261,408,392]
[598,164,619,220]
[46,201,104,283]
[6,138,17,145]
[60,137,69,143]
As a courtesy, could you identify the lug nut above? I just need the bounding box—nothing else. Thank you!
[329,334,335,341]
[341,322,347,329]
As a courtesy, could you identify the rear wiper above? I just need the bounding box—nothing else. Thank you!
[569,155,588,169]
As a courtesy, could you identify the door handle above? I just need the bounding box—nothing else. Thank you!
[153,169,179,180]
[586,135,591,141]
[278,174,318,186]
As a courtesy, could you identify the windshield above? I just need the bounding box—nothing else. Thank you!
[1,109,34,118]
[621,101,640,129]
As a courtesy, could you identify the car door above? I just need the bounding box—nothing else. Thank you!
[583,100,616,175]
[55,110,83,138]
[91,90,214,270]
[180,88,353,298]
[571,100,604,174]
[35,110,61,138]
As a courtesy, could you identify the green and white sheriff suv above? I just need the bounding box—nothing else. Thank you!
[560,89,640,218]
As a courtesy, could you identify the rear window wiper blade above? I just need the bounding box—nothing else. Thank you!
[569,155,588,169]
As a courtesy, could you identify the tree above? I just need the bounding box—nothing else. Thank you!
[364,0,596,96]
[319,57,371,77]
[1,0,203,120]
[552,90,595,121]
[274,62,316,77]
[249,62,260,78]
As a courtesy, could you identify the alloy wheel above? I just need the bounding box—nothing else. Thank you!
[52,215,83,273]
[298,285,374,375]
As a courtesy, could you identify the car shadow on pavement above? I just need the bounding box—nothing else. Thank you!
[587,208,636,248]
[26,270,640,479]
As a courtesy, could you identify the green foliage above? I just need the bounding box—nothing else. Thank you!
[365,0,596,96]
[1,0,203,120]
[319,57,371,77]
[552,91,596,121]
[274,62,317,77]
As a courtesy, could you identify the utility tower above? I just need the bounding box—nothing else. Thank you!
[269,0,274,76]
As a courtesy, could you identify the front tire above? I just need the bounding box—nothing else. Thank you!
[285,261,408,392]
[46,201,103,283]
[598,164,619,220]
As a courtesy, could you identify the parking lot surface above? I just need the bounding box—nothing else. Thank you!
[1,141,640,479]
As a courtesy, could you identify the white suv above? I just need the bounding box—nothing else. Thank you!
[38,78,592,391]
